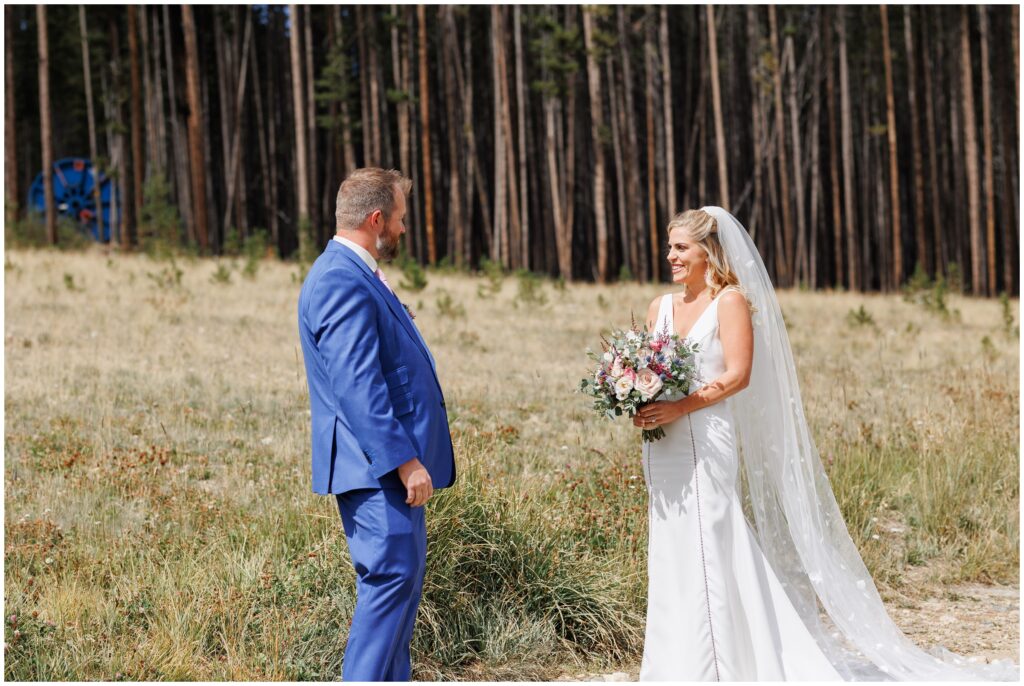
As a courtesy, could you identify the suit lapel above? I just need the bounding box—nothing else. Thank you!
[334,243,437,372]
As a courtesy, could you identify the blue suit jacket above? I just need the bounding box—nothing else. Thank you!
[297,240,455,494]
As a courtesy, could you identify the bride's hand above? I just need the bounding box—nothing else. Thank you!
[633,400,685,429]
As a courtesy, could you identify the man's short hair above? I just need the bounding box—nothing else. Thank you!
[335,168,412,231]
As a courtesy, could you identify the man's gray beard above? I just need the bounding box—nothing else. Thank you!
[376,235,399,262]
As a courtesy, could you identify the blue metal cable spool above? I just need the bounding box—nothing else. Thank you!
[27,157,120,242]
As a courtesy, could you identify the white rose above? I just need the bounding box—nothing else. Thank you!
[603,351,614,363]
[610,356,624,379]
[614,375,634,400]
[634,368,664,401]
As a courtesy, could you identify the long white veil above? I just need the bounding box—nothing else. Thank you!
[701,206,1018,681]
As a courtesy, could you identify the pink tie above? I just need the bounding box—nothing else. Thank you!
[374,267,395,295]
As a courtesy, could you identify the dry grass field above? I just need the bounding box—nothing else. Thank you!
[4,246,1019,680]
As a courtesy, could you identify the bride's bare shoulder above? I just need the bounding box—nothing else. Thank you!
[718,288,753,323]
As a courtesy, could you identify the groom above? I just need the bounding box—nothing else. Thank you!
[297,167,455,681]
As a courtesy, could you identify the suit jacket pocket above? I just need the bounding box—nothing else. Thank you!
[390,391,415,417]
[384,365,410,389]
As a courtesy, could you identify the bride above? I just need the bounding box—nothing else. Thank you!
[631,207,1016,681]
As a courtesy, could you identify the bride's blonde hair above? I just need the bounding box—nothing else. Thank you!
[667,209,754,310]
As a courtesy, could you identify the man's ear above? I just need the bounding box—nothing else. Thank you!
[368,209,383,230]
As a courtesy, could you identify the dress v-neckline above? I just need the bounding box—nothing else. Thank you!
[668,290,721,341]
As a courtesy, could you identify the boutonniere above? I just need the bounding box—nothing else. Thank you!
[402,302,416,320]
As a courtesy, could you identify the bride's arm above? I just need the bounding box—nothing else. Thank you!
[635,291,753,427]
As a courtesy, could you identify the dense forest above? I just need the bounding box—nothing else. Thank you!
[5,5,1019,294]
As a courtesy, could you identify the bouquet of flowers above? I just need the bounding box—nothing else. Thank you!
[579,318,701,441]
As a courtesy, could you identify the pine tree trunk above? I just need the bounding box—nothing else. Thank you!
[182,5,209,249]
[304,7,319,235]
[921,11,942,277]
[808,18,822,289]
[584,7,609,283]
[1015,7,1020,132]
[79,6,104,241]
[945,9,965,279]
[128,5,143,243]
[338,6,356,177]
[514,6,529,269]
[163,5,193,244]
[442,7,463,267]
[785,36,807,285]
[746,8,764,242]
[418,5,436,264]
[880,6,902,288]
[904,7,928,275]
[1000,10,1019,294]
[221,11,252,237]
[101,39,122,246]
[660,7,676,212]
[837,7,858,290]
[768,5,793,284]
[607,56,628,279]
[391,5,410,177]
[289,3,310,255]
[139,6,159,183]
[978,6,996,295]
[267,10,282,250]
[960,7,984,294]
[494,7,521,269]
[356,7,371,166]
[368,13,382,167]
[645,12,660,282]
[150,9,167,177]
[201,37,219,249]
[707,5,729,209]
[823,8,843,287]
[37,5,57,245]
[491,7,507,265]
[214,10,232,231]
[618,7,642,280]
[564,55,578,279]
[249,14,273,248]
[4,7,17,225]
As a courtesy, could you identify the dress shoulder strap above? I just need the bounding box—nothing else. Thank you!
[717,285,742,298]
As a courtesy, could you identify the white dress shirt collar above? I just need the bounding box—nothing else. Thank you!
[333,235,378,273]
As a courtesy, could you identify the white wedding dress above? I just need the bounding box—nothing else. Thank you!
[635,206,1017,682]
[641,290,842,681]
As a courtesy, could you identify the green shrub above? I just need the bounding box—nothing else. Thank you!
[846,304,875,328]
[210,262,232,285]
[399,259,429,292]
[477,258,505,298]
[242,230,269,280]
[435,289,466,319]
[999,292,1018,338]
[140,173,183,258]
[514,270,548,307]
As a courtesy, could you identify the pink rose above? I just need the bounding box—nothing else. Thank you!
[635,368,664,401]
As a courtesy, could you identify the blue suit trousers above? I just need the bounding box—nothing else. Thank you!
[335,488,426,681]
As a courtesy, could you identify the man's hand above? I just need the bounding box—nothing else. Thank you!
[397,457,433,507]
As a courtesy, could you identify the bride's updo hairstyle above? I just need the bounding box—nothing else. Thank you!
[667,209,746,297]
